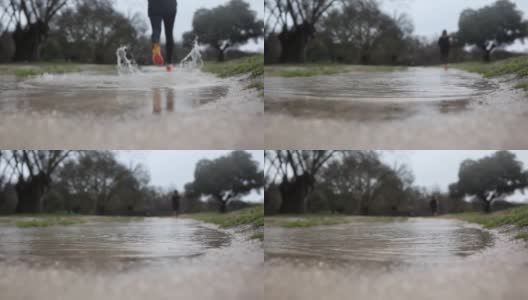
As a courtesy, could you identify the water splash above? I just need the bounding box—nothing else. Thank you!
[116,46,139,75]
[180,38,204,69]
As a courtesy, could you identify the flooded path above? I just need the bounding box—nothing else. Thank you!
[265,67,528,148]
[0,67,263,149]
[0,217,263,300]
[265,217,528,300]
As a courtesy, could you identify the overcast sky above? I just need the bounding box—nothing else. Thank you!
[381,0,528,51]
[117,150,264,202]
[381,150,528,202]
[115,0,264,51]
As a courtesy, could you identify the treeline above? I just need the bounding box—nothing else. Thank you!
[0,150,263,216]
[264,0,528,64]
[0,0,263,64]
[265,151,528,216]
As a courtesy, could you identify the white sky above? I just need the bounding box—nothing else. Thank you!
[117,150,264,202]
[115,0,264,52]
[381,150,528,202]
[380,0,528,52]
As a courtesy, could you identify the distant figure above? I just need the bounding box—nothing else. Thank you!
[148,0,178,72]
[171,190,180,214]
[438,30,451,71]
[430,195,438,216]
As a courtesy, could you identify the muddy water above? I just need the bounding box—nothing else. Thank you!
[265,218,528,300]
[266,68,497,103]
[0,67,263,148]
[0,218,263,300]
[265,67,528,148]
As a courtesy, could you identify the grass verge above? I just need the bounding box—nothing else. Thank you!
[448,206,528,243]
[448,206,528,229]
[454,56,528,79]
[454,56,528,94]
[0,213,143,228]
[0,63,114,78]
[186,206,264,229]
[203,55,264,91]
[265,64,405,78]
[266,214,407,228]
[15,217,85,228]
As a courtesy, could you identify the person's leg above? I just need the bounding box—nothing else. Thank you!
[149,15,164,65]
[163,13,176,65]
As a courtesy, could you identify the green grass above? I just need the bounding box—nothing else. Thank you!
[186,206,264,229]
[15,216,85,228]
[268,65,347,78]
[265,64,405,78]
[515,233,528,241]
[282,217,349,228]
[454,56,528,79]
[0,63,113,78]
[202,55,263,91]
[251,232,264,241]
[247,81,264,90]
[515,81,528,91]
[0,213,143,228]
[266,214,408,228]
[448,206,528,229]
[203,55,264,79]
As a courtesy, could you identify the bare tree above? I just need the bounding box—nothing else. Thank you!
[266,150,337,213]
[265,0,338,63]
[6,0,68,61]
[1,150,72,213]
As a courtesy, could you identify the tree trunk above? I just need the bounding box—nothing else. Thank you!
[12,21,48,62]
[278,23,315,63]
[15,173,50,214]
[279,173,315,214]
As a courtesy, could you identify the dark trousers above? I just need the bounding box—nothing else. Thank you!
[149,13,176,64]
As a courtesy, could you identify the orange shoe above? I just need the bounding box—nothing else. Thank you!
[166,65,173,72]
[152,44,164,65]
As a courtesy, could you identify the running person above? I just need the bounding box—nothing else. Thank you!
[438,30,450,71]
[148,0,177,71]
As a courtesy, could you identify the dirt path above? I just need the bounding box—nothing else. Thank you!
[265,67,528,149]
[0,67,263,149]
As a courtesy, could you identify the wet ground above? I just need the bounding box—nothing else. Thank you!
[0,66,263,149]
[265,67,528,148]
[0,217,263,300]
[265,217,528,300]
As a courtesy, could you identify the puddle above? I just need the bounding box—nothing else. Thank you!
[0,218,231,270]
[264,67,528,148]
[0,217,263,300]
[265,68,497,104]
[0,67,263,148]
[265,218,493,267]
[2,68,230,116]
[265,218,528,300]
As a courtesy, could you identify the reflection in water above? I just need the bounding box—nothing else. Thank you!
[265,218,493,267]
[0,68,263,148]
[266,68,497,104]
[0,217,262,300]
[265,218,528,300]
[0,218,231,270]
[265,68,498,120]
[152,88,174,114]
[0,69,229,117]
[151,86,228,115]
